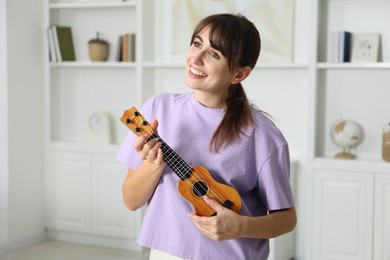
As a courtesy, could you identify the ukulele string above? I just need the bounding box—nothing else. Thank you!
[131,112,227,210]
[140,120,227,209]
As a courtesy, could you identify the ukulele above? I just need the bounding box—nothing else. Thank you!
[120,107,242,217]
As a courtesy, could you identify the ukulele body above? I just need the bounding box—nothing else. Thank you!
[177,165,241,216]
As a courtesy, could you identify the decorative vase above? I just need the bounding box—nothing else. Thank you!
[88,32,109,61]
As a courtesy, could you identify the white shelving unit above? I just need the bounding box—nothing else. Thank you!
[310,0,390,162]
[310,1,390,259]
[43,0,156,251]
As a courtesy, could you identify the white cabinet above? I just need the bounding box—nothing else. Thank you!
[312,163,390,260]
[374,173,390,260]
[91,154,139,239]
[46,151,90,232]
[313,169,374,260]
[45,146,143,250]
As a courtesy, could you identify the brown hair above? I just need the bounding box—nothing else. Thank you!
[190,14,261,152]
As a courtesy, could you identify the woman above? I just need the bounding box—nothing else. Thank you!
[117,13,296,260]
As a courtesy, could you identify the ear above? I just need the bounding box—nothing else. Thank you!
[231,66,252,84]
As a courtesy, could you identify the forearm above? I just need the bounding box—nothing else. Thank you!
[238,207,297,239]
[122,161,165,211]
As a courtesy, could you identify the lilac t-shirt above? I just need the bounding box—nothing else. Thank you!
[116,93,294,260]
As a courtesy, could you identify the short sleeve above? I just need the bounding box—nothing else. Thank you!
[257,145,294,211]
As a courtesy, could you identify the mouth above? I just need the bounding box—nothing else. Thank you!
[189,66,208,77]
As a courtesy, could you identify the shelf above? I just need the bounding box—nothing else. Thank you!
[142,62,309,70]
[313,157,390,173]
[255,63,309,70]
[49,1,137,9]
[317,63,390,70]
[48,140,120,154]
[50,61,136,68]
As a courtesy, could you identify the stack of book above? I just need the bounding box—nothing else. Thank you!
[120,33,136,62]
[47,25,76,62]
[329,31,352,63]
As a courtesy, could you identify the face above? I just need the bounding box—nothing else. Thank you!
[185,27,239,106]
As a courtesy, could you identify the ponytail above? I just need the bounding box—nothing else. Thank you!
[209,83,254,152]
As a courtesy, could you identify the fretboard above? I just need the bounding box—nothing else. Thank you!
[148,133,192,180]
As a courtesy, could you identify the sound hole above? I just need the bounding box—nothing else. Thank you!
[192,180,208,197]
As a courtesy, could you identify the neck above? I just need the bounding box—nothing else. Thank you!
[193,91,227,109]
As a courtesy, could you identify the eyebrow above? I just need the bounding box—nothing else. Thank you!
[194,35,203,43]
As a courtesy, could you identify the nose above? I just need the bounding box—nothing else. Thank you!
[191,50,205,66]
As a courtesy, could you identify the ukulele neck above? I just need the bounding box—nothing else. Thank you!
[148,133,192,180]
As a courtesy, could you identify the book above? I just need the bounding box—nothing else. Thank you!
[121,34,128,62]
[329,31,352,63]
[47,26,57,62]
[117,35,123,61]
[329,31,340,63]
[121,33,135,62]
[339,31,352,62]
[53,26,76,62]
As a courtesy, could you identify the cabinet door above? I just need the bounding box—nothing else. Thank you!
[91,155,141,239]
[46,151,90,232]
[374,173,390,260]
[313,170,374,260]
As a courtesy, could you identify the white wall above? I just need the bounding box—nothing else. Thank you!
[0,0,9,247]
[0,0,46,252]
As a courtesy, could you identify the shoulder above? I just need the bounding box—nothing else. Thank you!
[140,92,192,122]
[250,107,288,149]
[143,93,191,110]
[146,92,191,104]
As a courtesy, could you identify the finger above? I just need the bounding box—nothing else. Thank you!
[143,138,159,151]
[133,135,148,152]
[203,196,224,213]
[187,213,217,240]
[139,138,157,159]
[187,211,213,228]
[155,147,164,164]
[146,141,162,161]
[150,119,159,131]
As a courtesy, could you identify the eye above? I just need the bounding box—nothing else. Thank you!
[193,40,201,48]
[210,51,220,60]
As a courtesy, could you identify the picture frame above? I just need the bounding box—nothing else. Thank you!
[169,0,295,63]
[351,33,381,63]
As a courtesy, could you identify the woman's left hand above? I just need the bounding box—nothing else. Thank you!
[187,196,242,241]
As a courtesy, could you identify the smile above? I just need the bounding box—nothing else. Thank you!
[190,66,208,77]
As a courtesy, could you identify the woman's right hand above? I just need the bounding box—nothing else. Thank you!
[123,118,166,211]
[133,119,165,166]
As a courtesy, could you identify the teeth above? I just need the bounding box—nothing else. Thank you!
[190,66,207,77]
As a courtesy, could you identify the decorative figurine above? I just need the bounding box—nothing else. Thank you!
[88,31,109,61]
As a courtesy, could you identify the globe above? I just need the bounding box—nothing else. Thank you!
[330,119,363,159]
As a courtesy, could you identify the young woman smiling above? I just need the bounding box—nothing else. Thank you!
[117,13,296,260]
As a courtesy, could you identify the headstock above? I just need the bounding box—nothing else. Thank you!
[120,107,155,137]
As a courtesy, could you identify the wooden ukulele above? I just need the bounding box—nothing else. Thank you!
[120,107,242,217]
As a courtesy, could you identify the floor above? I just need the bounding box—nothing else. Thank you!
[2,240,149,260]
